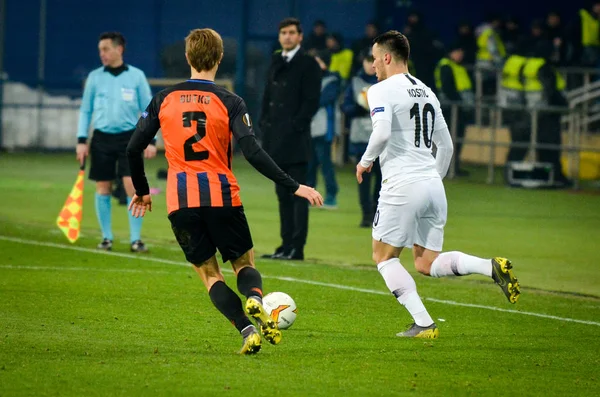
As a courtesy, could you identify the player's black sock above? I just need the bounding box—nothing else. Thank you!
[237,266,263,304]
[208,281,252,333]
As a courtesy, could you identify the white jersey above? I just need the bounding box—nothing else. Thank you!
[360,73,453,188]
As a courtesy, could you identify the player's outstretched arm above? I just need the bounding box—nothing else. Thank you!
[128,194,152,218]
[230,98,324,207]
[237,135,323,206]
[126,95,162,198]
[294,185,324,206]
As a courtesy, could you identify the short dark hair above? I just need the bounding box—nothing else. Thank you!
[99,32,126,50]
[279,17,302,34]
[373,30,410,63]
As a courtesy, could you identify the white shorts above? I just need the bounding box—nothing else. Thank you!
[372,177,447,251]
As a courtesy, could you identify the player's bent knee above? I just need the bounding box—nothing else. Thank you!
[372,240,402,264]
[371,252,378,263]
[414,259,432,276]
[192,256,224,289]
[372,252,387,264]
[231,250,255,274]
[372,252,395,264]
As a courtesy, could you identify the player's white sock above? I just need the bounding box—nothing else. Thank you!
[430,251,492,278]
[377,258,434,327]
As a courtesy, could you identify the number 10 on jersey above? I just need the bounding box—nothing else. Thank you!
[410,103,435,148]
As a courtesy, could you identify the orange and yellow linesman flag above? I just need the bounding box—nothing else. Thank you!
[56,160,86,243]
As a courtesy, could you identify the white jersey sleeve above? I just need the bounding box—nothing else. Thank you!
[431,97,453,178]
[367,84,392,124]
[359,84,392,168]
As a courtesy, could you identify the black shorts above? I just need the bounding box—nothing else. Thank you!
[168,206,254,265]
[89,130,134,181]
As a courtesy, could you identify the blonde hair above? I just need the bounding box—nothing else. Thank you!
[185,28,223,72]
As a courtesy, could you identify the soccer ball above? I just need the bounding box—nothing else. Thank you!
[262,292,297,330]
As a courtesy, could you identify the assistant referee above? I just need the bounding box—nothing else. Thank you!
[76,32,156,252]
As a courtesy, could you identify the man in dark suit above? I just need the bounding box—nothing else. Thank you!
[259,17,322,261]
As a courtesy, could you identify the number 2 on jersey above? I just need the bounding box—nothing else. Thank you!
[182,111,209,161]
[409,103,435,148]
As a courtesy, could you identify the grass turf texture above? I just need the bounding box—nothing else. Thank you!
[0,153,599,396]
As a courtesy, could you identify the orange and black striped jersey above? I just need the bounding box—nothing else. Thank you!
[128,80,254,213]
[128,79,300,214]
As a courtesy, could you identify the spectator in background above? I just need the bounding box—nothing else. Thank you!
[434,43,474,176]
[307,50,341,210]
[160,40,188,78]
[457,22,477,66]
[476,13,506,96]
[546,10,569,65]
[498,47,529,165]
[76,32,155,253]
[341,48,380,227]
[403,9,443,90]
[503,17,522,56]
[522,41,572,187]
[521,19,549,56]
[351,20,380,75]
[259,18,322,261]
[326,33,354,81]
[305,20,328,52]
[569,1,600,67]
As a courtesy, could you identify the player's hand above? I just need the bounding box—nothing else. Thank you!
[356,162,373,184]
[128,194,152,218]
[144,144,157,159]
[76,144,88,164]
[294,185,324,207]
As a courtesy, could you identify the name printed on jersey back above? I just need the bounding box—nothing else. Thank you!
[180,93,211,104]
[407,88,429,98]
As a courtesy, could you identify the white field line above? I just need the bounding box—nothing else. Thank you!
[1,235,599,327]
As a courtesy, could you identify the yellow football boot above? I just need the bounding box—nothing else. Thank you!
[245,297,282,345]
[491,257,521,304]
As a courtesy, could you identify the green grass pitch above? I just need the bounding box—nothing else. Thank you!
[0,153,599,396]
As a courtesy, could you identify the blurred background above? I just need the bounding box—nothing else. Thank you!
[2,0,600,188]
